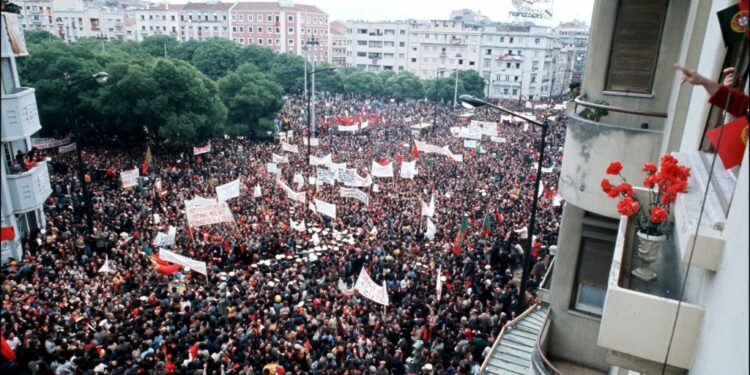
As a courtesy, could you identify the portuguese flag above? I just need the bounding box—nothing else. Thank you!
[410,138,419,158]
[452,215,469,255]
[482,212,492,236]
[717,0,749,47]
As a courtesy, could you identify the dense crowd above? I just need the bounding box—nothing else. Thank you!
[1,93,567,375]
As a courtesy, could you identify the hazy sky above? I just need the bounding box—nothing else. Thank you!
[170,0,595,25]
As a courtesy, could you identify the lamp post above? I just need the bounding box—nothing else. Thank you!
[459,94,549,315]
[452,69,459,109]
[306,66,335,164]
[64,71,109,234]
[432,68,445,129]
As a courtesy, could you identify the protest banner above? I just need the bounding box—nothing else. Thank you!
[185,202,235,228]
[421,195,435,217]
[272,153,289,164]
[58,143,77,154]
[425,218,436,240]
[153,226,177,247]
[490,136,507,143]
[354,268,389,306]
[266,163,281,175]
[185,196,217,208]
[159,248,208,276]
[314,199,336,219]
[310,154,332,166]
[400,161,417,179]
[31,136,71,150]
[316,169,337,185]
[193,143,211,155]
[216,179,241,202]
[120,168,139,189]
[281,141,299,153]
[339,187,369,205]
[371,161,394,178]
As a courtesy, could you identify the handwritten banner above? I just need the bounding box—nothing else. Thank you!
[216,179,241,202]
[185,202,235,228]
[58,143,77,154]
[281,141,299,153]
[31,137,71,150]
[354,268,389,306]
[120,168,140,189]
[339,187,369,205]
[193,143,211,155]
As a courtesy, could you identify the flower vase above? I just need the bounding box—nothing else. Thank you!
[631,231,666,282]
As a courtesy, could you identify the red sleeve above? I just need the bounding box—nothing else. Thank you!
[708,85,749,117]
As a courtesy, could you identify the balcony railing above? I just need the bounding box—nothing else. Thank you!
[531,309,562,375]
[574,95,668,118]
[5,161,52,213]
[1,87,42,142]
[478,303,539,374]
[597,210,704,371]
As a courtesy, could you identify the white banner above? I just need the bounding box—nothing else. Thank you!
[421,195,435,217]
[287,189,307,204]
[31,137,71,150]
[310,154,332,166]
[216,179,241,202]
[541,165,555,173]
[254,184,262,198]
[185,202,235,228]
[317,169,337,185]
[441,146,463,162]
[400,161,417,179]
[121,168,140,189]
[339,187,369,205]
[266,163,281,175]
[458,127,483,140]
[272,153,289,164]
[354,268,389,306]
[371,161,394,178]
[329,162,347,170]
[293,173,305,189]
[193,143,211,155]
[159,248,207,276]
[290,219,306,232]
[553,193,563,207]
[153,226,177,247]
[425,218,436,240]
[314,199,337,219]
[303,138,320,146]
[185,196,218,208]
[338,124,359,132]
[523,123,529,132]
[281,141,299,153]
[463,140,477,149]
[98,256,114,274]
[435,265,443,301]
[58,142,77,154]
[336,168,358,184]
[490,136,507,143]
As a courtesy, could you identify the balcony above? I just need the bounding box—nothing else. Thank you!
[597,212,704,372]
[1,87,42,142]
[5,161,52,213]
[559,111,663,217]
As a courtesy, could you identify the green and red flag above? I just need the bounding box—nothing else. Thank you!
[1,226,15,242]
[706,116,749,169]
[482,211,492,236]
[410,138,419,158]
[717,0,749,47]
[141,145,152,174]
[453,215,469,255]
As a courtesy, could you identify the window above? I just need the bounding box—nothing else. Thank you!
[411,57,417,63]
[484,59,490,67]
[239,38,244,44]
[400,29,406,35]
[605,0,668,93]
[486,49,492,55]
[357,40,367,46]
[248,15,253,22]
[399,42,405,47]
[535,38,540,44]
[267,27,272,33]
[258,38,263,44]
[267,15,273,22]
[288,39,294,45]
[239,26,243,32]
[248,27,253,32]
[275,39,280,45]
[509,37,514,43]
[572,213,619,316]
[289,28,294,33]
[516,63,521,69]
[238,15,243,21]
[288,16,294,22]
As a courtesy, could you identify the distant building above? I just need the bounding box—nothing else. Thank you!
[344,20,414,72]
[556,20,588,85]
[406,20,482,80]
[329,20,346,66]
[448,8,491,27]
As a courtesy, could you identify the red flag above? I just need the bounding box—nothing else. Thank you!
[410,138,419,158]
[706,116,748,169]
[395,154,404,163]
[1,336,17,361]
[377,157,389,166]
[0,226,14,242]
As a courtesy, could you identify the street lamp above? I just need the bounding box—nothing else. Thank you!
[306,66,336,163]
[432,68,446,130]
[459,94,549,316]
[65,71,109,234]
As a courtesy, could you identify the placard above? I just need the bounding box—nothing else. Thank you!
[185,202,235,228]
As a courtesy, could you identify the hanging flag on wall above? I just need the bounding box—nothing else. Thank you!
[706,116,749,169]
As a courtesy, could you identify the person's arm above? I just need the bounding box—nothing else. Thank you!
[675,64,749,117]
[674,64,721,96]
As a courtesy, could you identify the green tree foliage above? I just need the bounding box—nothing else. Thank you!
[171,39,201,62]
[238,44,276,71]
[385,71,425,100]
[312,62,344,94]
[344,70,381,96]
[189,38,242,80]
[218,63,283,138]
[457,69,486,99]
[139,35,180,58]
[23,30,58,44]
[269,53,305,93]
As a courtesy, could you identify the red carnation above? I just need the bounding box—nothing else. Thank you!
[642,162,657,174]
[616,182,634,197]
[650,207,668,224]
[660,154,678,166]
[667,180,688,195]
[616,196,640,216]
[606,161,623,175]
[643,175,657,188]
[601,178,613,194]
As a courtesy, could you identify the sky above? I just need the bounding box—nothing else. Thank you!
[168,0,595,25]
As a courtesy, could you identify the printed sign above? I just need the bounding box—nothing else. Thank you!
[185,202,235,228]
[120,168,140,189]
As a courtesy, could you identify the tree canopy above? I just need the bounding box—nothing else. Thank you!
[218,63,283,138]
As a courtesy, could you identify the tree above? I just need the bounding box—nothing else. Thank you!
[23,30,58,45]
[344,70,380,96]
[238,44,276,71]
[190,38,242,80]
[139,35,180,58]
[385,71,424,100]
[171,39,202,63]
[269,53,305,93]
[313,62,344,94]
[424,77,456,102]
[217,63,284,138]
[457,69,485,99]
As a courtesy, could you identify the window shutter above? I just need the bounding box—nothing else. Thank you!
[605,0,669,93]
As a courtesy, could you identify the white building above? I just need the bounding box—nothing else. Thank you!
[344,20,414,72]
[479,23,561,101]
[329,20,346,67]
[406,20,482,80]
[1,12,52,263]
[133,2,181,41]
[556,20,589,85]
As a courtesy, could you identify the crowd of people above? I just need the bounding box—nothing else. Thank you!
[1,93,568,375]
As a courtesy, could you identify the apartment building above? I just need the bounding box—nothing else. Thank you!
[16,0,55,32]
[178,1,232,41]
[556,20,589,84]
[329,20,346,67]
[407,20,482,80]
[480,0,748,373]
[1,12,52,263]
[479,23,562,101]
[229,0,329,61]
[134,3,181,40]
[344,20,414,72]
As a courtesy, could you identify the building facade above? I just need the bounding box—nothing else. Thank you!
[556,20,589,85]
[133,3,181,40]
[406,20,482,80]
[479,23,562,101]
[329,20,346,66]
[1,12,52,263]
[344,20,414,72]
[478,0,748,373]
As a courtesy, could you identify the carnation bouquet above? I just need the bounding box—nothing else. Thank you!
[601,154,691,236]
